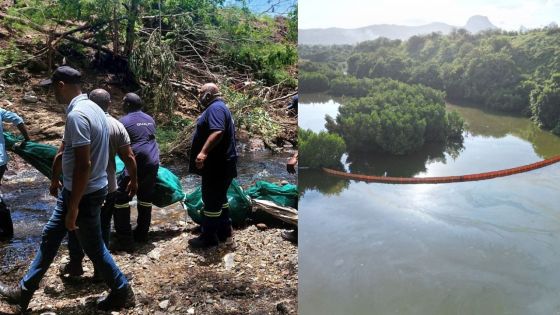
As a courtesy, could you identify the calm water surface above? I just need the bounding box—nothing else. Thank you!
[299,94,560,314]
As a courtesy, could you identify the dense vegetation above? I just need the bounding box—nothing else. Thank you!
[1,0,297,112]
[1,0,297,153]
[299,128,346,168]
[301,27,560,135]
[325,78,464,155]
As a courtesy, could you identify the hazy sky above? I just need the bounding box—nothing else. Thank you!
[299,0,560,30]
[224,0,297,15]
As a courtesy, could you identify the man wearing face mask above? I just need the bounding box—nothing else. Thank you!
[188,83,237,248]
[111,93,159,251]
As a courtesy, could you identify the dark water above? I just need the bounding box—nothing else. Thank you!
[299,95,560,314]
[0,151,295,272]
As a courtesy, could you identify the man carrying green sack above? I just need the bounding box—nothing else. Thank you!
[0,108,30,241]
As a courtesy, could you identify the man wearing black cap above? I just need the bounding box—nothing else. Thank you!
[111,92,159,251]
[188,83,237,248]
[0,66,134,312]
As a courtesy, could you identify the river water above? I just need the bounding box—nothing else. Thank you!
[0,150,295,273]
[299,94,560,314]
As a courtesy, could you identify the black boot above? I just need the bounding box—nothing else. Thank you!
[188,232,219,249]
[217,225,233,243]
[0,282,32,313]
[58,260,84,278]
[134,203,152,243]
[281,229,298,244]
[189,213,220,249]
[217,205,234,246]
[92,269,104,283]
[132,229,148,243]
[110,234,135,252]
[96,284,135,311]
[0,198,14,240]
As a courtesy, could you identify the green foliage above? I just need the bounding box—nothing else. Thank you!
[130,30,176,114]
[299,128,346,168]
[299,71,329,93]
[0,42,30,67]
[530,73,560,130]
[223,87,281,145]
[156,116,192,153]
[301,28,560,132]
[329,76,374,97]
[299,44,353,63]
[212,6,297,86]
[286,5,297,42]
[326,78,464,155]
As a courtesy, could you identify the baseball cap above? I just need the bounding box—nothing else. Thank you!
[39,66,82,86]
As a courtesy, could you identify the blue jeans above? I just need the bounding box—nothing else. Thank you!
[21,187,128,293]
[67,191,116,263]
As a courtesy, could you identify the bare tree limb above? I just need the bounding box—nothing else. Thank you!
[268,91,297,103]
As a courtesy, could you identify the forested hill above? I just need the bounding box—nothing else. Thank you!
[298,15,497,45]
[300,27,560,135]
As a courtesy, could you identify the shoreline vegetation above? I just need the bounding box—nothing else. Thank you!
[299,27,560,169]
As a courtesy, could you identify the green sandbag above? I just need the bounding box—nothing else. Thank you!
[245,181,298,208]
[4,132,57,179]
[114,157,185,208]
[4,132,185,208]
[184,179,252,226]
[184,180,298,227]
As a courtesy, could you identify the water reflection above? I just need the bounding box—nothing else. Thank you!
[347,140,465,177]
[299,169,349,196]
[299,95,560,179]
[299,94,560,314]
[299,165,560,314]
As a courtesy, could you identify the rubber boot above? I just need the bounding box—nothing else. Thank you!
[0,197,13,240]
[188,213,220,249]
[133,202,152,243]
[217,204,234,246]
[112,201,134,252]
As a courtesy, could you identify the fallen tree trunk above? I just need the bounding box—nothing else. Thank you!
[252,199,298,226]
[0,12,120,56]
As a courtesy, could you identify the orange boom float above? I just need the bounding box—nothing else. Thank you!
[323,155,560,184]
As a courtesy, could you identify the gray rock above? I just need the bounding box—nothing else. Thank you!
[23,91,38,103]
[159,299,170,309]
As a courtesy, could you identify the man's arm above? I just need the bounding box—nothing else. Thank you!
[65,144,91,231]
[195,130,223,169]
[16,123,30,142]
[49,142,64,197]
[287,151,298,174]
[117,144,138,197]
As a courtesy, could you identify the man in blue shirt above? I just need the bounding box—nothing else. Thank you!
[0,108,30,240]
[189,83,238,248]
[112,93,159,251]
[0,66,134,312]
